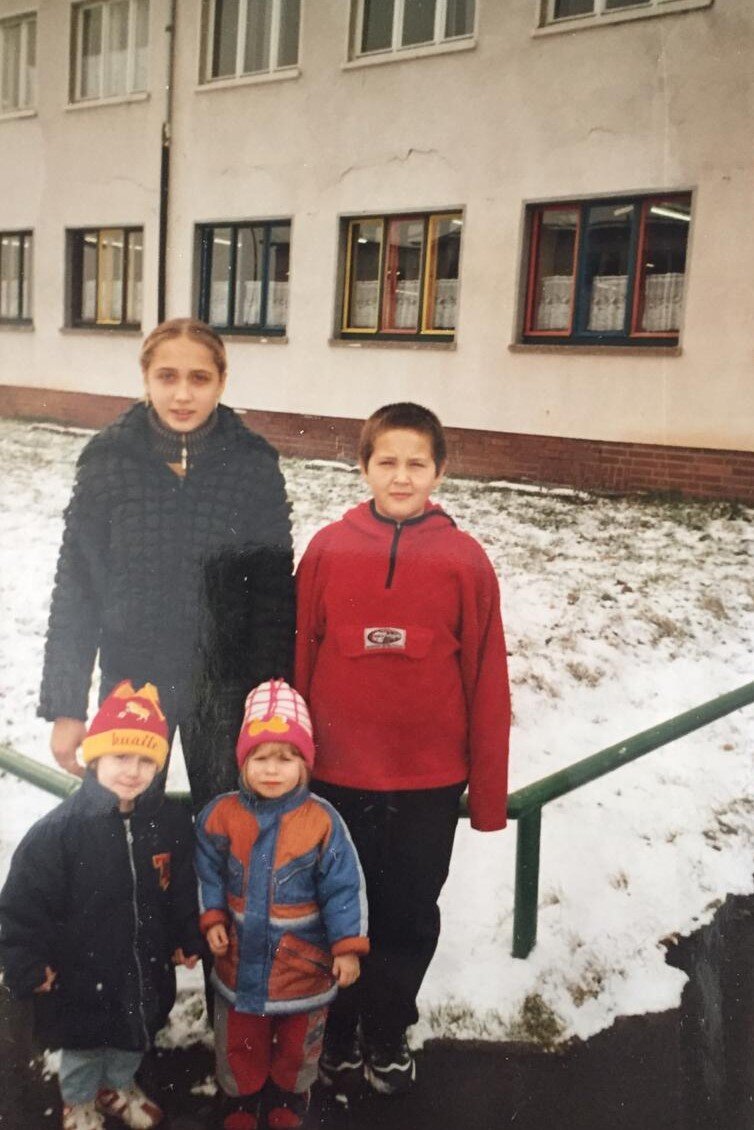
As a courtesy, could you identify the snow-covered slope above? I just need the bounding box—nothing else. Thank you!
[1,419,751,1048]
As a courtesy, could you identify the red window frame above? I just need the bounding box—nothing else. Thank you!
[630,195,689,339]
[524,204,582,338]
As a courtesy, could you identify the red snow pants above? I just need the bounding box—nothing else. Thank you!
[214,995,327,1097]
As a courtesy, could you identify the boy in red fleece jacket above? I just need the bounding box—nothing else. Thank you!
[295,402,511,1100]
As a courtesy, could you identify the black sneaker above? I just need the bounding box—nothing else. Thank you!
[318,1031,364,1102]
[364,1032,416,1095]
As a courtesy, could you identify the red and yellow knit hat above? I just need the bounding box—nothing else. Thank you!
[236,679,315,771]
[82,681,169,769]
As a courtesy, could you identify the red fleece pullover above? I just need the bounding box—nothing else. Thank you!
[295,501,511,831]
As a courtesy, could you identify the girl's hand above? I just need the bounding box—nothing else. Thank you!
[206,924,229,957]
[50,718,87,778]
[34,966,57,993]
[332,953,360,988]
[172,948,200,970]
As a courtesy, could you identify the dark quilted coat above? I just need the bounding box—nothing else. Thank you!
[0,772,202,1051]
[38,403,295,807]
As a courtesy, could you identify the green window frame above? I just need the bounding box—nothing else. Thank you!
[197,220,291,335]
[0,231,33,323]
[523,193,691,346]
[69,226,143,328]
[340,210,463,341]
[0,11,36,113]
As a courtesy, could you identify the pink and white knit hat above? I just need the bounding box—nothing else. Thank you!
[236,679,315,771]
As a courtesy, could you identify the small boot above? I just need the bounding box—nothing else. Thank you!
[61,1101,104,1130]
[95,1082,163,1128]
[221,1092,262,1130]
[267,1084,310,1129]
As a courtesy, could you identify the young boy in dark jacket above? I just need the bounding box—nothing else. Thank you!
[0,682,202,1130]
[295,402,511,1098]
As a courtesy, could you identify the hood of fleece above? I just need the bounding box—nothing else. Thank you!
[342,499,456,538]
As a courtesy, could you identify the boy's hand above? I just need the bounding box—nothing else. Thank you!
[332,953,360,988]
[172,948,200,970]
[33,966,57,993]
[206,924,229,957]
[50,718,87,778]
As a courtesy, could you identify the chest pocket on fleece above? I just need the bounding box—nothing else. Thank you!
[273,847,320,903]
[336,624,434,659]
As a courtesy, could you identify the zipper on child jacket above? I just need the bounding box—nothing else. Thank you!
[385,523,403,589]
[124,819,151,1048]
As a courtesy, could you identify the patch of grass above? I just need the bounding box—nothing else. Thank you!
[645,611,692,644]
[508,993,566,1049]
[697,593,729,620]
[609,870,629,891]
[567,962,606,1007]
[566,660,604,687]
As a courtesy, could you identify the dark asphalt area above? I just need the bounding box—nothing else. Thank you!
[2,894,752,1130]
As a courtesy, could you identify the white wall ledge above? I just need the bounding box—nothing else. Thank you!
[342,37,476,72]
[65,92,149,113]
[195,68,301,94]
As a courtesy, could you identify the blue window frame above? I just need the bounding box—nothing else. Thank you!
[523,193,691,345]
[197,220,290,335]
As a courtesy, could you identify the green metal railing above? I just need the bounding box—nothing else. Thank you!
[1,679,753,961]
[503,679,754,958]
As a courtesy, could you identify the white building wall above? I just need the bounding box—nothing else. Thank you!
[1,0,752,451]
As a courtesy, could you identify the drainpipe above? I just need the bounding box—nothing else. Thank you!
[157,0,177,324]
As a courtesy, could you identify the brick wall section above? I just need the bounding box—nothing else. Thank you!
[1,385,752,504]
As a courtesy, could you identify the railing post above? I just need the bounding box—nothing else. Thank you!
[512,807,542,959]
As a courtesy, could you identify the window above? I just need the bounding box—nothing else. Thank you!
[0,231,33,322]
[197,221,290,334]
[523,194,691,345]
[200,0,301,82]
[541,0,711,25]
[341,211,462,341]
[0,12,36,113]
[352,0,475,56]
[71,0,149,101]
[69,227,143,327]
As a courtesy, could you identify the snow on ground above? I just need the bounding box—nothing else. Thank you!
[1,417,752,1050]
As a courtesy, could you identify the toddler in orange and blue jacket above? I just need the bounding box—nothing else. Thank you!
[195,679,368,1130]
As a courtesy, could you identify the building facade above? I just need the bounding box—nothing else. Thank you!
[1,0,752,499]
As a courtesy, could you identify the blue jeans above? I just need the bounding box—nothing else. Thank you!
[58,1047,143,1104]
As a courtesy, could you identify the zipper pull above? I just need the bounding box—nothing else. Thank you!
[124,818,133,844]
[181,439,188,473]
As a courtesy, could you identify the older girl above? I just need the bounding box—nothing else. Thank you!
[39,318,294,809]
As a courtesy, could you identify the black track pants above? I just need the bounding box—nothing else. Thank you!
[312,780,464,1046]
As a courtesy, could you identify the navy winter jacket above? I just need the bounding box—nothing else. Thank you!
[38,402,295,807]
[0,772,202,1052]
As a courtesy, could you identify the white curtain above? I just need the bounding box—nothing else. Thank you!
[641,272,684,332]
[210,281,229,326]
[393,279,420,329]
[432,278,458,329]
[588,274,627,332]
[267,281,288,326]
[535,275,572,331]
[351,280,380,329]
